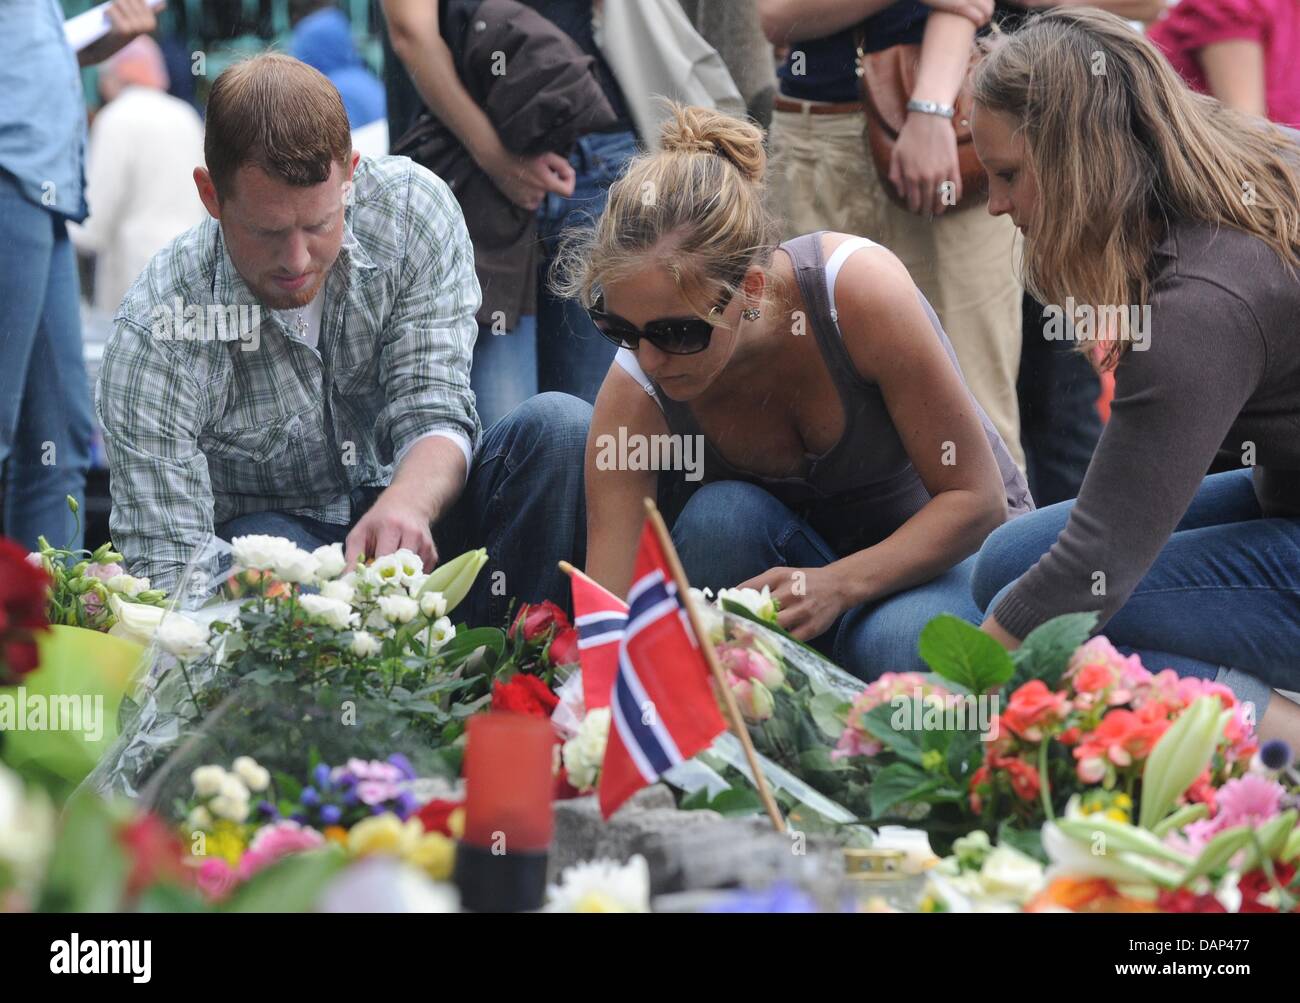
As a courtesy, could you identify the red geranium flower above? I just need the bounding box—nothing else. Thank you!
[1004,756,1042,802]
[491,673,560,718]
[510,601,571,645]
[0,537,50,685]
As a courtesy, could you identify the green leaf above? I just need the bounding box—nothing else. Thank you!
[1181,827,1255,885]
[678,788,711,811]
[918,615,1015,693]
[36,794,130,913]
[809,692,850,741]
[868,762,942,816]
[221,847,348,913]
[709,788,764,817]
[858,704,924,766]
[997,820,1047,864]
[135,883,210,913]
[1009,613,1098,690]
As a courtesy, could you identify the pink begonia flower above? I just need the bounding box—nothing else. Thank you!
[1065,636,1147,706]
[337,758,403,783]
[356,779,403,806]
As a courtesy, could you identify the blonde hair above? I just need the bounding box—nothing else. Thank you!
[974,8,1300,370]
[551,103,779,321]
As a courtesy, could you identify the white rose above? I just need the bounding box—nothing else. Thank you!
[419,591,448,619]
[106,593,167,645]
[105,573,149,596]
[299,593,357,631]
[318,579,355,605]
[274,545,319,584]
[209,794,250,824]
[155,613,211,662]
[377,595,419,624]
[231,756,270,793]
[231,534,318,583]
[191,765,227,798]
[350,631,382,657]
[312,543,347,581]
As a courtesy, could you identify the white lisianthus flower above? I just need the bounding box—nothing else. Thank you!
[419,591,448,619]
[562,708,611,792]
[312,543,347,581]
[104,573,149,596]
[546,855,651,913]
[350,631,382,657]
[404,573,429,597]
[716,586,778,623]
[363,608,391,634]
[319,579,355,605]
[155,613,211,663]
[232,756,271,793]
[186,806,213,831]
[106,593,167,645]
[208,794,250,824]
[424,616,455,650]
[370,549,424,590]
[299,593,357,631]
[191,765,226,798]
[377,594,420,624]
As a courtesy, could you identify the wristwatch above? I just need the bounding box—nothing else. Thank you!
[906,99,956,120]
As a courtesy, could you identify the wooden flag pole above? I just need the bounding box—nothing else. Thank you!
[641,498,786,833]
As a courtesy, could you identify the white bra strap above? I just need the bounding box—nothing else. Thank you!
[823,236,880,335]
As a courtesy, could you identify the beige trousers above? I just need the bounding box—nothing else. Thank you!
[768,106,1026,472]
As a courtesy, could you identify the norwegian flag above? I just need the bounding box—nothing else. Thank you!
[598,521,728,819]
[568,566,628,711]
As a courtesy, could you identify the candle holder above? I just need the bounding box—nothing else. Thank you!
[453,712,555,912]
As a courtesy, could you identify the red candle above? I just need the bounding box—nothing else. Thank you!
[462,712,555,851]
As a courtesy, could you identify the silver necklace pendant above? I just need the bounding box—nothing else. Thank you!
[294,310,307,339]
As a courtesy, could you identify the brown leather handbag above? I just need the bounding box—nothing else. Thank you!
[855,28,988,209]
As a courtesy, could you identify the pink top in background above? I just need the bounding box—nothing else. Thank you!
[1148,0,1300,127]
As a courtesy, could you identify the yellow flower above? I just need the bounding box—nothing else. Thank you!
[447,807,465,841]
[407,833,456,881]
[574,890,633,913]
[347,813,421,858]
[1106,808,1131,823]
[200,820,248,866]
[1114,793,1133,810]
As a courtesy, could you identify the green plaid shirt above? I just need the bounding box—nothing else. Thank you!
[96,155,482,591]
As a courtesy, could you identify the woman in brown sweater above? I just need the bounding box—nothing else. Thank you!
[968,9,1300,743]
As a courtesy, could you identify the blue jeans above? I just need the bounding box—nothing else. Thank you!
[670,480,984,680]
[471,129,639,423]
[0,171,93,551]
[217,392,592,626]
[972,469,1300,710]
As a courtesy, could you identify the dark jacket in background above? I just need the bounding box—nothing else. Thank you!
[392,0,616,328]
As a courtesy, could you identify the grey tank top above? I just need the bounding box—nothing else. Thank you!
[642,231,1034,556]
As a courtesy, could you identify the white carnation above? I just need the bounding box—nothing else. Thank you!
[231,756,270,793]
[190,765,226,798]
[562,708,611,792]
[209,794,250,824]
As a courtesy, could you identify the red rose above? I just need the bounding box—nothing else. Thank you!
[415,798,464,836]
[0,537,50,685]
[491,673,560,718]
[548,627,579,667]
[511,601,571,645]
[119,813,190,897]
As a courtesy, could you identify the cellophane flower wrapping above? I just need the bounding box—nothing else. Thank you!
[81,534,499,811]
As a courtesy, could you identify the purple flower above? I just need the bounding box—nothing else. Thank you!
[300,786,320,807]
[313,763,332,789]
[705,882,818,913]
[395,790,419,819]
[341,788,358,807]
[1261,740,1293,771]
[387,753,417,781]
[257,800,279,819]
[320,804,342,825]
[291,812,308,825]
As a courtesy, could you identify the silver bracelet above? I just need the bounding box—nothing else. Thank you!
[906,99,956,120]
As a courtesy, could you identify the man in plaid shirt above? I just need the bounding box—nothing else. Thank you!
[96,54,590,623]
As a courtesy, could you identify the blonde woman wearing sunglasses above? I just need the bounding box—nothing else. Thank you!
[553,103,1032,677]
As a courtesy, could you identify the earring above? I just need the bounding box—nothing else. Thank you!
[742,307,761,322]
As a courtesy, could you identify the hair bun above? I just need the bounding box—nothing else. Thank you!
[659,102,766,184]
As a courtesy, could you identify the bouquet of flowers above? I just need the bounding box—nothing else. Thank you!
[84,533,500,800]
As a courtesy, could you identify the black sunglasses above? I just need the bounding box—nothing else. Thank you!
[587,293,727,356]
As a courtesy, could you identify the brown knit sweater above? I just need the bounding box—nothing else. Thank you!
[993,219,1300,637]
